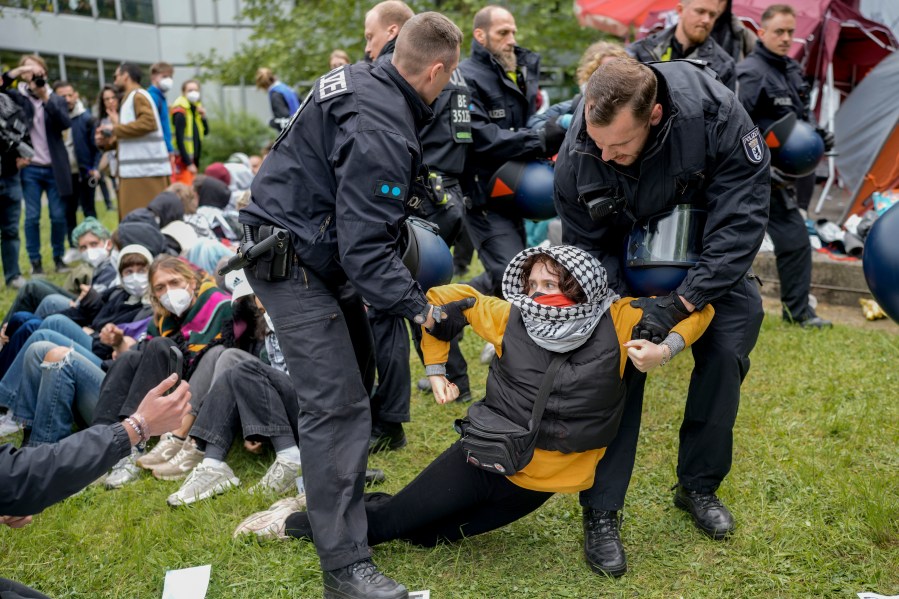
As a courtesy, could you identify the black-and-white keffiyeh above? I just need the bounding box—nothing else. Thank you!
[502,245,619,353]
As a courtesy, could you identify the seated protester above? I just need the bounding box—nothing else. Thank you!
[166,293,302,506]
[0,246,155,433]
[1,218,117,326]
[194,174,238,241]
[114,221,170,257]
[120,190,184,229]
[167,182,217,240]
[527,41,629,131]
[90,255,233,489]
[186,238,234,276]
[236,246,713,545]
[161,220,201,255]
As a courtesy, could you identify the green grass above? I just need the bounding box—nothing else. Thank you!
[1,206,898,597]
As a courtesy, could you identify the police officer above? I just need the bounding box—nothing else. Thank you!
[240,13,462,599]
[554,59,769,577]
[628,0,736,91]
[458,5,566,299]
[737,3,832,328]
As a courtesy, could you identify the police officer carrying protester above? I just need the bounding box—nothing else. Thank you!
[627,0,737,91]
[239,13,463,599]
[554,59,769,577]
[458,5,567,299]
[737,3,832,328]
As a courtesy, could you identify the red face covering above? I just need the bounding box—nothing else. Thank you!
[531,293,576,307]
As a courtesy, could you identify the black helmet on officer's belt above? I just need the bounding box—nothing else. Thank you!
[401,217,454,292]
[623,205,707,296]
[762,113,825,179]
[486,160,557,221]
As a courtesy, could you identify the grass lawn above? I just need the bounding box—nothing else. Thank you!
[1,204,898,597]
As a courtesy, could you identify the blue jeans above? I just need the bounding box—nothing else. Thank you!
[0,312,42,378]
[0,174,22,283]
[21,165,67,262]
[35,294,73,318]
[19,341,105,445]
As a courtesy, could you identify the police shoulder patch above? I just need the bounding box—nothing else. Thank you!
[315,66,353,103]
[741,127,764,164]
[374,180,407,202]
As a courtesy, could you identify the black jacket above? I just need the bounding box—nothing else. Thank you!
[458,41,545,207]
[628,26,737,91]
[242,62,431,321]
[0,424,131,516]
[70,109,100,176]
[554,61,770,310]
[0,72,72,196]
[487,309,626,453]
[737,41,811,124]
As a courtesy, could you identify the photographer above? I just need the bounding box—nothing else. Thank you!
[0,86,29,290]
[1,55,72,276]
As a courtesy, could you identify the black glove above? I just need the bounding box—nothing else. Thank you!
[427,297,476,341]
[540,117,566,157]
[630,292,691,344]
[816,127,835,152]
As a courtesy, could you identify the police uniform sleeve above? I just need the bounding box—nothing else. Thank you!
[467,81,545,160]
[736,63,764,119]
[676,98,770,309]
[334,130,428,321]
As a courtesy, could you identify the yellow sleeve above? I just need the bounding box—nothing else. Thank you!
[421,284,511,367]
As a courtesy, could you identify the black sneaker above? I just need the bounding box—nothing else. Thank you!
[369,422,406,454]
[582,508,627,577]
[323,559,408,599]
[673,484,735,540]
[30,260,44,276]
[454,390,473,403]
[797,315,833,329]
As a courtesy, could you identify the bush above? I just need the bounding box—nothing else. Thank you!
[200,109,273,168]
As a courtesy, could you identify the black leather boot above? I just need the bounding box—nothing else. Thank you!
[369,421,406,453]
[673,484,735,539]
[582,508,627,577]
[322,559,408,599]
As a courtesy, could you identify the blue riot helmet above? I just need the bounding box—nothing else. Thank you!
[863,202,899,324]
[762,113,825,179]
[401,217,454,292]
[623,205,707,296]
[486,160,557,221]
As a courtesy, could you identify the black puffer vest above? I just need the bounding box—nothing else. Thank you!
[484,307,626,453]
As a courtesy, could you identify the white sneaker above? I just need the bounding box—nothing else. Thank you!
[136,432,184,469]
[479,341,496,364]
[232,494,307,540]
[167,462,240,506]
[61,247,82,265]
[151,440,204,480]
[0,412,23,437]
[249,457,301,496]
[105,447,144,489]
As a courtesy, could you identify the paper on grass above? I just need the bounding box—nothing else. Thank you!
[409,592,430,599]
[162,564,211,599]
[857,593,899,599]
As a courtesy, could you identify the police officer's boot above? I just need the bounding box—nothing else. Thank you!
[323,559,408,599]
[369,422,406,454]
[673,484,735,540]
[582,508,627,577]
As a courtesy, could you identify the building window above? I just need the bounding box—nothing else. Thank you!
[63,56,102,105]
[0,1,52,10]
[96,0,116,19]
[57,0,92,16]
[121,0,154,24]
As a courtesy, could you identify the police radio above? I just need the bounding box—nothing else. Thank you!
[580,187,626,221]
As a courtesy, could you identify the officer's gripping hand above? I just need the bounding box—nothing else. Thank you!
[630,292,691,344]
[816,127,835,152]
[540,116,567,157]
[427,297,476,341]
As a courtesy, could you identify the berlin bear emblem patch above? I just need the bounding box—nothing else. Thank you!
[741,127,764,164]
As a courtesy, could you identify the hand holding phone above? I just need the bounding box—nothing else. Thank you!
[165,346,183,396]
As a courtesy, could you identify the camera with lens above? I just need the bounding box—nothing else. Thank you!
[32,76,46,88]
[580,187,626,221]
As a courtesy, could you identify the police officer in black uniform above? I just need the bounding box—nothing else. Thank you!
[458,5,566,298]
[554,59,769,577]
[737,3,832,328]
[628,0,737,91]
[239,13,462,599]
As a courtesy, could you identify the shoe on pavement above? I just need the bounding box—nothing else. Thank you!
[0,412,23,437]
[249,456,302,495]
[673,484,735,540]
[583,508,627,577]
[105,447,144,489]
[167,462,240,506]
[233,494,307,540]
[136,432,184,469]
[479,341,496,364]
[5,275,26,290]
[369,422,406,454]
[323,559,408,599]
[151,441,204,480]
[797,315,833,329]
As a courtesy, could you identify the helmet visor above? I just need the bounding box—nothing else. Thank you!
[626,206,707,267]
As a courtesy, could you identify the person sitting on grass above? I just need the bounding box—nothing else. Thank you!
[234,246,714,545]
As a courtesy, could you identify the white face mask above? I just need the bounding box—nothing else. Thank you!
[122,272,149,298]
[158,77,173,92]
[186,90,201,104]
[160,287,193,317]
[263,312,275,332]
[84,246,109,268]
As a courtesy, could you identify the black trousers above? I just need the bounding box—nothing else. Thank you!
[289,441,553,547]
[64,173,97,246]
[367,307,411,424]
[0,578,50,599]
[464,208,526,298]
[580,275,764,510]
[768,186,815,322]
[452,222,475,274]
[246,263,375,571]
